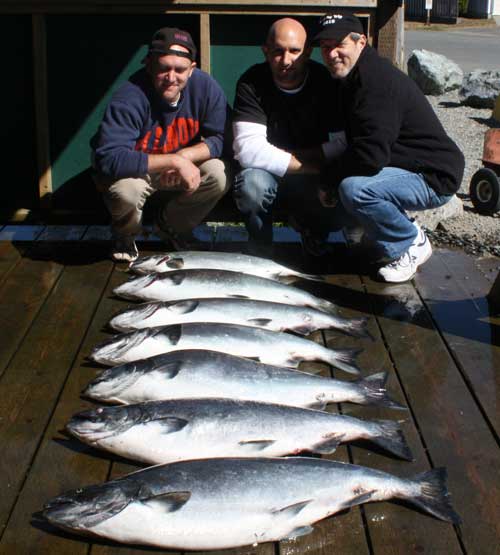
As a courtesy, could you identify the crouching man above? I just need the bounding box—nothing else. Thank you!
[91,27,230,262]
[314,14,465,282]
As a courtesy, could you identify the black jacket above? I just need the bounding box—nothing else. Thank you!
[329,45,465,195]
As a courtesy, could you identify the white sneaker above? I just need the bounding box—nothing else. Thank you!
[377,224,432,283]
[111,237,138,263]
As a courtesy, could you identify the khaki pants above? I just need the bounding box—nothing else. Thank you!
[97,158,230,238]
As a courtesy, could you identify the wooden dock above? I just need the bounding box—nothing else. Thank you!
[0,224,499,555]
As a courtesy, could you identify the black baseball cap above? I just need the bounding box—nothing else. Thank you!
[147,27,197,60]
[313,13,364,44]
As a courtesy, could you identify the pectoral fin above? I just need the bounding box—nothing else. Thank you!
[156,416,189,434]
[168,300,199,314]
[139,491,191,513]
[247,318,273,327]
[338,490,375,511]
[238,439,276,452]
[272,499,313,518]
[311,433,345,455]
[166,258,184,269]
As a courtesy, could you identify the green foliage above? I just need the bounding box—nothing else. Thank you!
[458,0,469,16]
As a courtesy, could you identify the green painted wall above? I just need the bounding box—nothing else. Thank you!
[1,16,37,219]
[210,14,324,107]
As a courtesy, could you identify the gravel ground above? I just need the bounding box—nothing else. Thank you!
[425,90,500,257]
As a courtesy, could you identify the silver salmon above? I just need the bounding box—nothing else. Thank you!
[129,250,325,283]
[83,350,403,410]
[113,269,338,314]
[89,323,361,375]
[41,457,460,550]
[108,298,368,337]
[66,397,413,464]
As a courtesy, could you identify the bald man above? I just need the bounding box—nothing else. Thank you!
[232,18,344,258]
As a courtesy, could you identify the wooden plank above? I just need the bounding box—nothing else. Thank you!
[0,261,118,554]
[0,247,63,379]
[82,225,113,241]
[278,263,370,555]
[415,249,500,438]
[32,14,52,213]
[37,225,88,241]
[0,225,45,241]
[0,242,113,540]
[4,0,377,8]
[0,241,25,284]
[319,273,461,554]
[364,272,500,553]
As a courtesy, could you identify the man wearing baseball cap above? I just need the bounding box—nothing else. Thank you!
[314,13,465,282]
[91,27,230,262]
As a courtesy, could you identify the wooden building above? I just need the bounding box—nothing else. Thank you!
[0,0,404,223]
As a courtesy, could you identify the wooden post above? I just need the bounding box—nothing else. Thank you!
[32,14,52,217]
[375,0,405,69]
[200,12,210,74]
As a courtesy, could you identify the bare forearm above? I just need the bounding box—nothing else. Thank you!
[148,153,186,174]
[147,141,211,174]
[176,142,212,165]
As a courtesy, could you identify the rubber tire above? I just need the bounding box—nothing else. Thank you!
[469,168,500,215]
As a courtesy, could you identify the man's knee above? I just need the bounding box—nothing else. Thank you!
[105,176,152,207]
[233,168,277,210]
[338,175,376,212]
[199,158,231,198]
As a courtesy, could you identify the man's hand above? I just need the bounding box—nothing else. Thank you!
[159,155,201,195]
[159,169,182,189]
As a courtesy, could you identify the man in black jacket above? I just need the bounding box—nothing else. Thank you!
[314,13,465,282]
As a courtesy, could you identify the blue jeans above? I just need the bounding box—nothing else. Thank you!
[233,168,332,245]
[337,167,452,260]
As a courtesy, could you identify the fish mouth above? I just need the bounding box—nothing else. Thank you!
[82,363,143,401]
[113,275,157,299]
[89,330,150,365]
[66,411,118,442]
[109,303,163,331]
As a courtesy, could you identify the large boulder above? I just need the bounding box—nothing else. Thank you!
[408,194,463,231]
[460,70,500,108]
[407,49,463,95]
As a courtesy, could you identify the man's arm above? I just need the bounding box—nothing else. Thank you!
[92,99,149,179]
[147,152,201,193]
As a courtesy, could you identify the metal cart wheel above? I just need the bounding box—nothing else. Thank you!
[469,167,500,215]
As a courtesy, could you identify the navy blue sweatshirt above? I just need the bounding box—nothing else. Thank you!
[91,68,227,179]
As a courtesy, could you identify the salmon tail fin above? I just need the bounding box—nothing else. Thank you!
[371,420,413,461]
[357,372,406,410]
[339,316,372,339]
[407,467,461,525]
[328,347,362,376]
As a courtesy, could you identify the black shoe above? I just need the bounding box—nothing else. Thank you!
[300,231,331,257]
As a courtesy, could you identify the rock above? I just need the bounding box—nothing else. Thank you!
[407,49,463,95]
[408,194,463,231]
[460,70,500,108]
